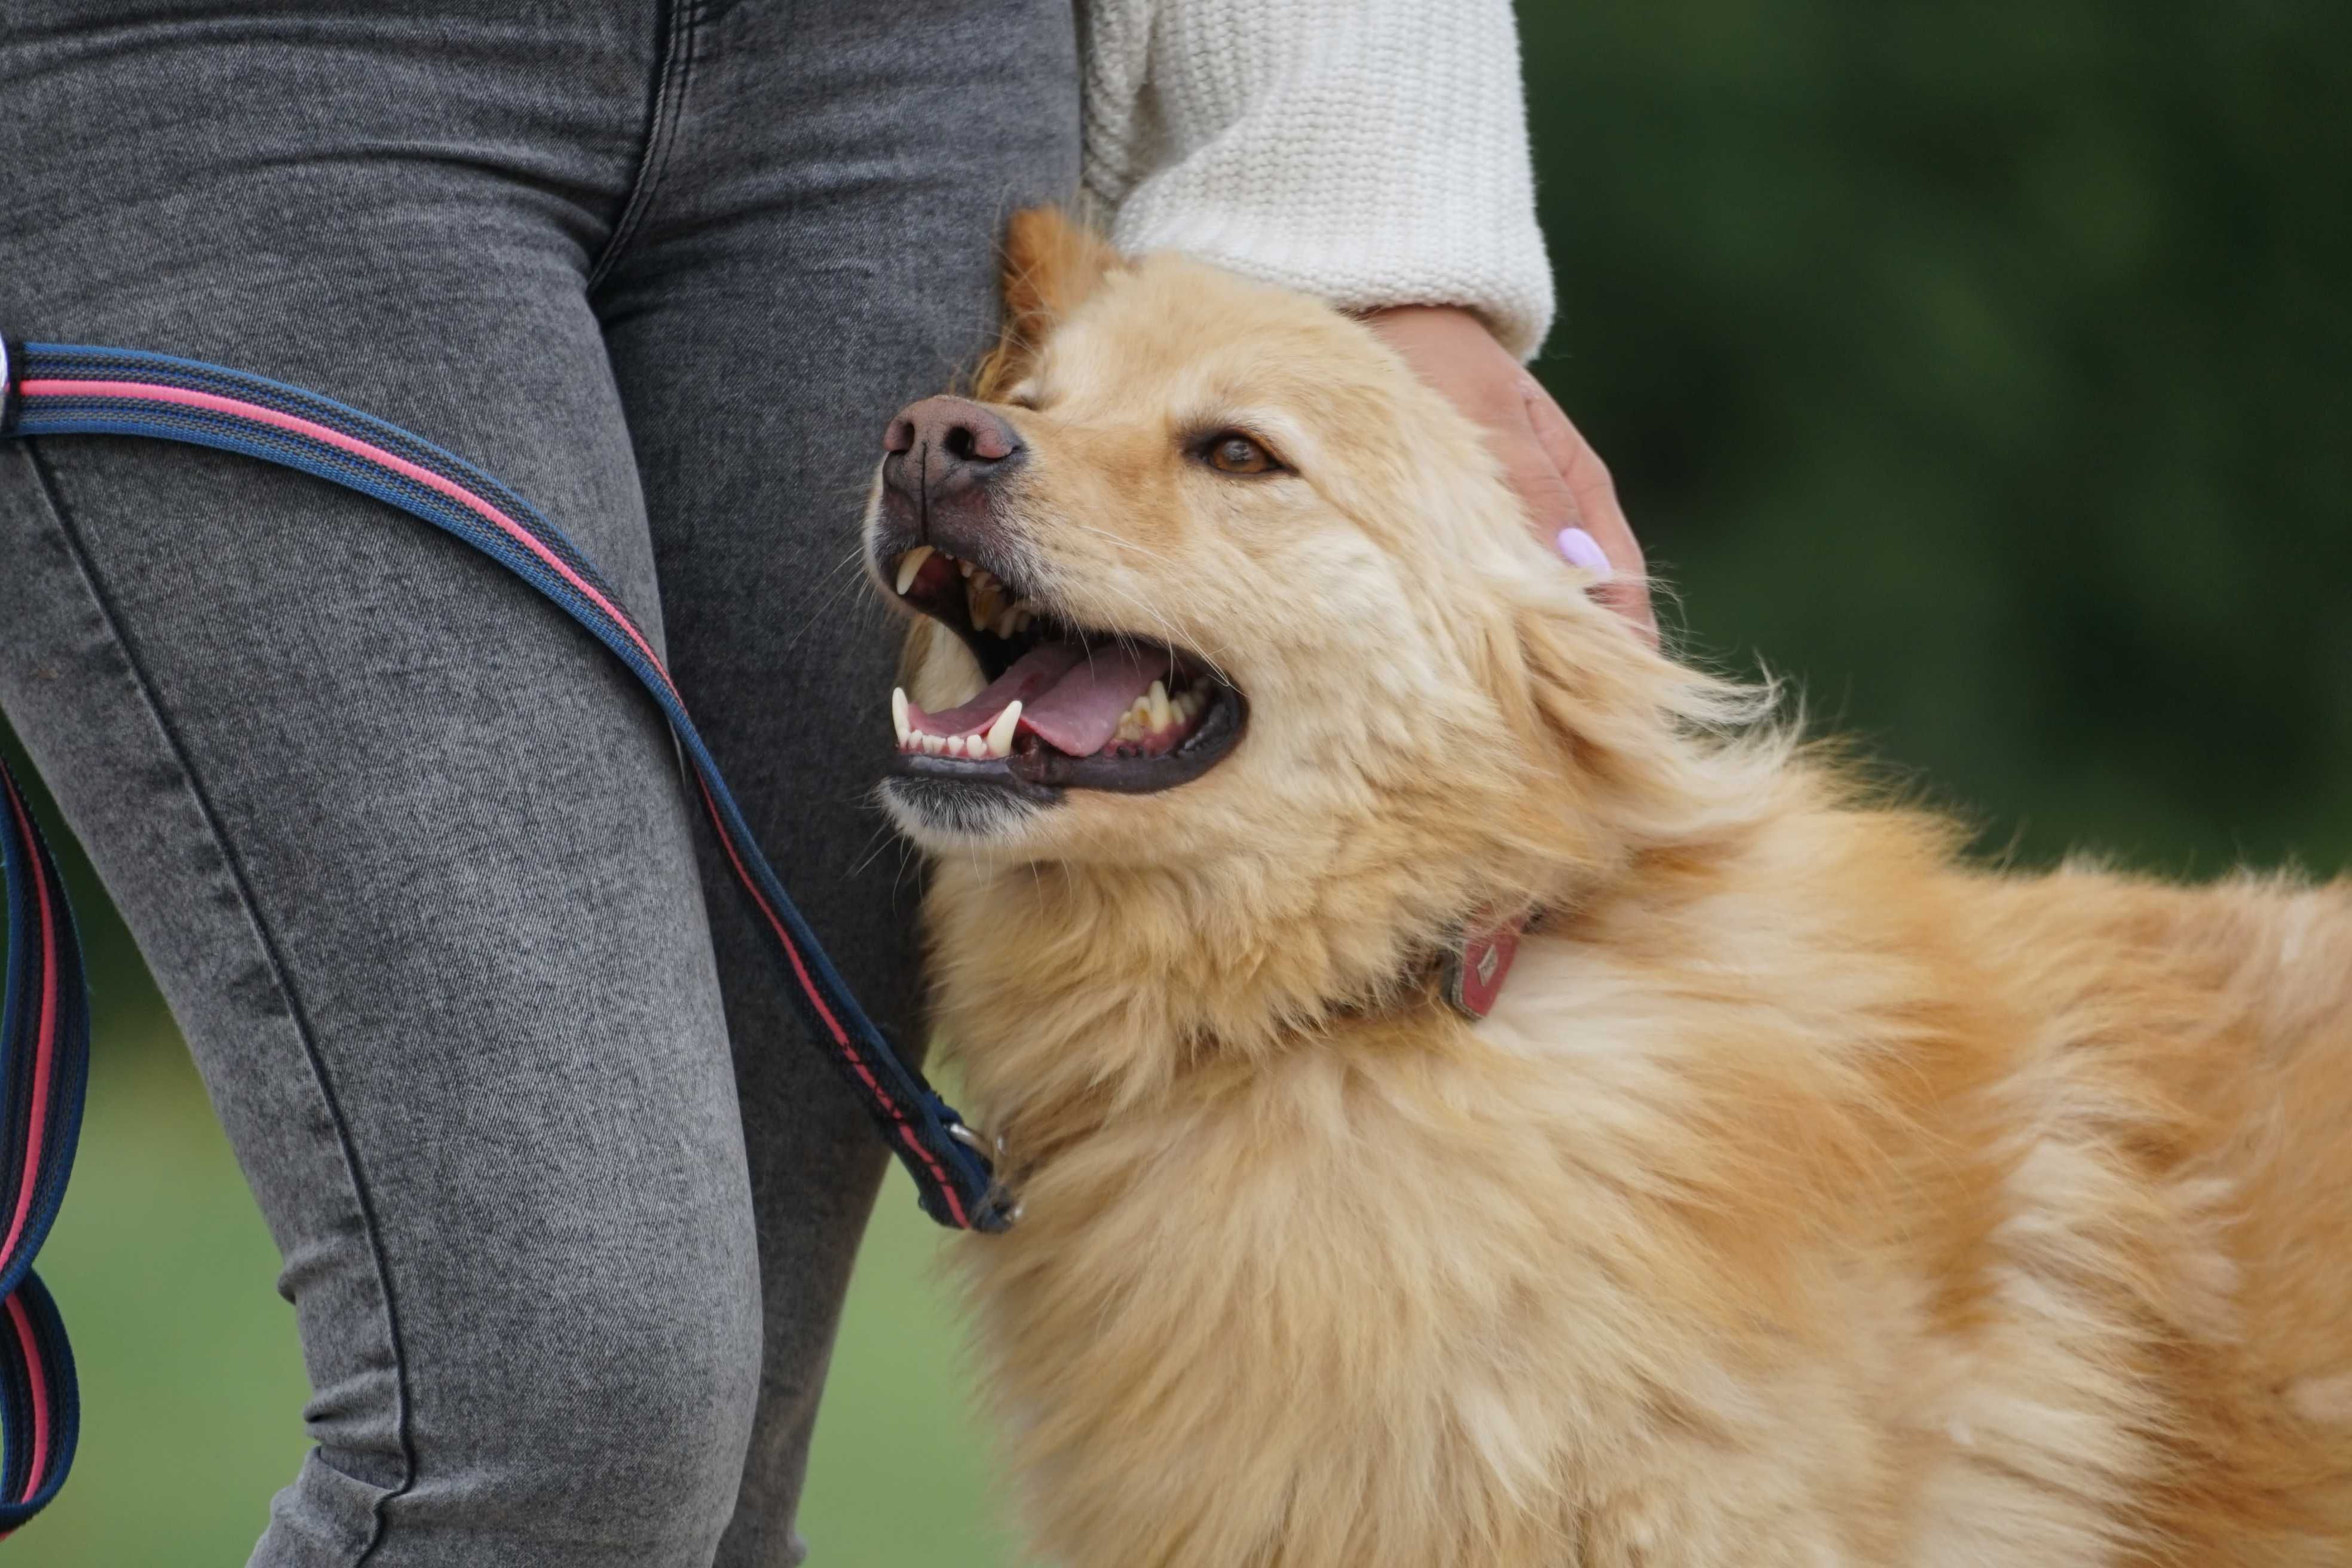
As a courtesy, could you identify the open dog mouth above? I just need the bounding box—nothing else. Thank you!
[881,543,1247,799]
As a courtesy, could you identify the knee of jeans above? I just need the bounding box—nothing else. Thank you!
[502,1256,762,1512]
[317,1245,764,1546]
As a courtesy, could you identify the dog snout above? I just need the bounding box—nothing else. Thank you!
[882,396,1024,508]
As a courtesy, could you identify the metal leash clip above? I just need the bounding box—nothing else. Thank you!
[948,1121,1023,1227]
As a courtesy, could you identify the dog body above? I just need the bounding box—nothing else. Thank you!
[867,212,2352,1565]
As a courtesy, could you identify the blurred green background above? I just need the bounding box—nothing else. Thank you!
[3,1,2347,1561]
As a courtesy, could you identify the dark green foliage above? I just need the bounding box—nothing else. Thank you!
[1521,0,2351,874]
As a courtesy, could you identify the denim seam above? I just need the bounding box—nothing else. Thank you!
[586,0,703,293]
[19,441,422,1565]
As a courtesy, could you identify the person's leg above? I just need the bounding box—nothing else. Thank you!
[0,5,762,1563]
[588,3,1080,1560]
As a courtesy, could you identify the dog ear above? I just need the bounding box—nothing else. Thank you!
[1502,598,1624,789]
[1494,586,1781,861]
[973,207,1122,399]
[1492,587,1739,829]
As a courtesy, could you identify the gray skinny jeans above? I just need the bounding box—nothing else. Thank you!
[0,3,1076,1563]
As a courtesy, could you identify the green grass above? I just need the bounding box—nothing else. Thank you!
[12,1036,1021,1566]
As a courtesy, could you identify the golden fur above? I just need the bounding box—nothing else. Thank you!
[870,209,2352,1566]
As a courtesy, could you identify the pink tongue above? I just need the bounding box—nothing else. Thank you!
[1021,642,1174,754]
[911,640,1171,756]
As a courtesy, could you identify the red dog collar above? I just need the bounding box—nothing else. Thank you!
[1440,906,1535,1019]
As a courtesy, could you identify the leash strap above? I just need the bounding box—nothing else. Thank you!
[0,343,1007,1223]
[0,757,85,1533]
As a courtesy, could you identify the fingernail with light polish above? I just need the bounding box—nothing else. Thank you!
[1556,526,1612,578]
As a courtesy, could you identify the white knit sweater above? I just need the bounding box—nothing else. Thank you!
[1077,0,1554,358]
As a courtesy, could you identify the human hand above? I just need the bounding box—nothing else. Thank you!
[1364,306,1655,643]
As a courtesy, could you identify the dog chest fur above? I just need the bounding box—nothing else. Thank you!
[926,796,2352,1566]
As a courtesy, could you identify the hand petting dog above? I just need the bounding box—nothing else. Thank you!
[1365,304,1657,643]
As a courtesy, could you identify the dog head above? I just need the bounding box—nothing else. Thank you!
[864,210,1772,938]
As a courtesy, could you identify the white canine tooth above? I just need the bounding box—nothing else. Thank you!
[894,545,934,595]
[1148,680,1171,731]
[985,701,1022,758]
[892,686,910,745]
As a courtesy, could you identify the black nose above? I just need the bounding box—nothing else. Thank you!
[881,396,1023,516]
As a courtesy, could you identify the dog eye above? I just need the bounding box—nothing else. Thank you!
[1202,433,1279,476]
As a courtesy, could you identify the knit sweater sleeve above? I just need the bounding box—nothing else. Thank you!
[1077,0,1554,359]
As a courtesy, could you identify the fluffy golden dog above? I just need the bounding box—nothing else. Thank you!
[859,209,2352,1566]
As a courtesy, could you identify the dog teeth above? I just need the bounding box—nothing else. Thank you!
[1105,685,1208,745]
[985,701,1022,758]
[893,545,934,596]
[968,575,1002,631]
[896,687,1022,761]
[890,547,1043,641]
[1112,694,1153,742]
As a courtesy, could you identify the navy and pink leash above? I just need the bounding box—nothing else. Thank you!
[0,339,1013,1530]
[0,755,83,1535]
